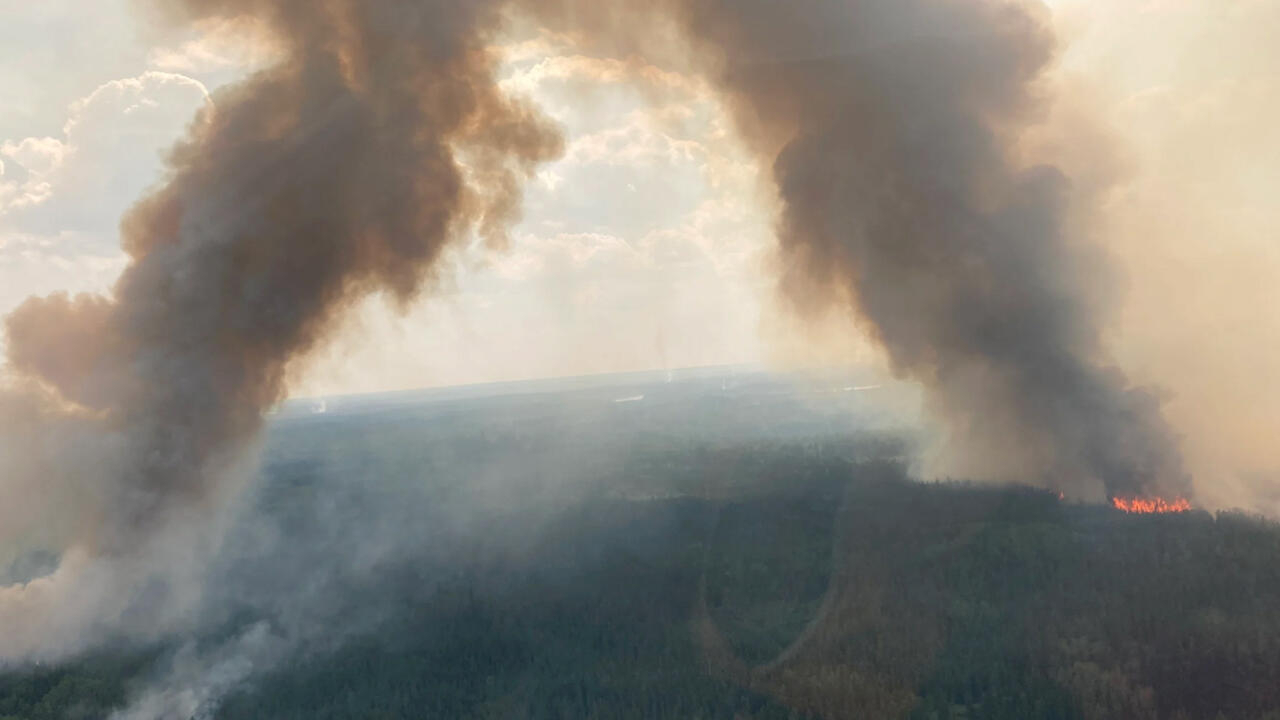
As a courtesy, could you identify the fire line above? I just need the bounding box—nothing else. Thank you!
[1111,497,1192,514]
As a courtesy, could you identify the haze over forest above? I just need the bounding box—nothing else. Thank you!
[0,1,1278,718]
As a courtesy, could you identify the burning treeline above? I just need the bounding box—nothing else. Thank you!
[0,0,1188,659]
[1112,496,1193,514]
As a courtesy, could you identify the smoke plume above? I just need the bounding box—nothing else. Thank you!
[0,0,560,660]
[1,0,1192,666]
[523,0,1189,501]
[654,0,1190,500]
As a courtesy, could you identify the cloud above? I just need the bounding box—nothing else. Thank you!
[0,0,144,140]
[0,138,65,214]
[0,71,211,354]
[494,231,639,278]
[0,234,127,305]
[0,71,210,237]
[145,16,279,74]
[501,53,701,98]
[565,108,707,167]
[287,33,779,399]
[0,137,69,177]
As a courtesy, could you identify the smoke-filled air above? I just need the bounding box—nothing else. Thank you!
[643,0,1189,500]
[0,0,562,660]
[1,0,1277,717]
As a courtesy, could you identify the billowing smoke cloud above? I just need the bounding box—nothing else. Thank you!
[1,0,1192,671]
[1048,0,1280,515]
[668,0,1186,500]
[628,0,1190,501]
[0,0,560,660]
[523,0,1189,501]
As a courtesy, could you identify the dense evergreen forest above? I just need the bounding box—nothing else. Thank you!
[2,375,1278,719]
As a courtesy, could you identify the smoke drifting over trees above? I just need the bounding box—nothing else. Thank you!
[0,0,561,660]
[532,0,1190,500]
[0,0,1189,666]
[664,0,1190,501]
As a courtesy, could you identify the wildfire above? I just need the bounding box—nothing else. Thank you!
[1111,496,1192,514]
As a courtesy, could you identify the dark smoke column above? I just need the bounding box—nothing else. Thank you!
[0,0,560,657]
[662,0,1189,499]
[7,0,560,542]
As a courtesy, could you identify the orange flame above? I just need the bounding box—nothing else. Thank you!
[1111,496,1192,514]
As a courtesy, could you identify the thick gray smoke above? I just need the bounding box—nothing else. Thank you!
[526,0,1188,500]
[0,0,560,659]
[1,0,1188,671]
[662,0,1189,500]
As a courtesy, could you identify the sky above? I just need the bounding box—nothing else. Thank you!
[0,0,791,398]
[1,0,1278,507]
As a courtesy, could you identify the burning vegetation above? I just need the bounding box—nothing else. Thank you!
[1111,496,1193,514]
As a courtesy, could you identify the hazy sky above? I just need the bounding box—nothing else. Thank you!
[2,1,1277,503]
[1,1,789,397]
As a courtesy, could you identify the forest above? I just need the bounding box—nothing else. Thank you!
[1,376,1278,719]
